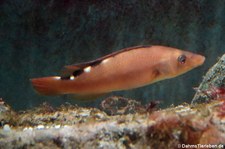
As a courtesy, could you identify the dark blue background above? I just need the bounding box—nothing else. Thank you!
[0,0,224,110]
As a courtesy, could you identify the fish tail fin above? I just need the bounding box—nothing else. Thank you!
[31,76,63,95]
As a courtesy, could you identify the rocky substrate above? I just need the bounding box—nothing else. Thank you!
[0,54,224,148]
[0,97,224,148]
[192,54,225,104]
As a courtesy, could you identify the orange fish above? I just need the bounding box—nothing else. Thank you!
[31,45,205,98]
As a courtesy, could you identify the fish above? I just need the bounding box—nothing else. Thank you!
[31,45,205,98]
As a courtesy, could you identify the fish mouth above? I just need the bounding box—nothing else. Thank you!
[192,54,205,67]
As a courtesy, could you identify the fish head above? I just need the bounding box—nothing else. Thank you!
[167,48,205,77]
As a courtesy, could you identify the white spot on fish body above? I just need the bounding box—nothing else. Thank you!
[102,58,110,64]
[54,76,61,80]
[70,75,75,80]
[84,66,91,73]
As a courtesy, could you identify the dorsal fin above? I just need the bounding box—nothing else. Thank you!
[61,45,152,79]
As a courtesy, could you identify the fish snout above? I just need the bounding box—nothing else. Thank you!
[192,54,205,67]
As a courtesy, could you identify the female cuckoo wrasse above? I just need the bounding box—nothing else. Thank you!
[31,45,205,98]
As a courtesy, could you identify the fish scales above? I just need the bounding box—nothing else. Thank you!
[31,45,205,98]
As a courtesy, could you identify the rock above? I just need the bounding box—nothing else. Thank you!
[0,100,225,148]
[16,103,109,126]
[192,54,225,104]
[0,98,16,127]
[2,124,11,132]
[100,96,146,115]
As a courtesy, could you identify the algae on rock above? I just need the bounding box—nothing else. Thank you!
[192,54,225,104]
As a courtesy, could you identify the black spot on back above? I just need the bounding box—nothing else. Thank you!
[73,69,84,77]
[60,76,71,80]
[60,69,84,80]
[70,61,101,77]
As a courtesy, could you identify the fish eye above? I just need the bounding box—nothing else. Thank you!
[178,55,186,64]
